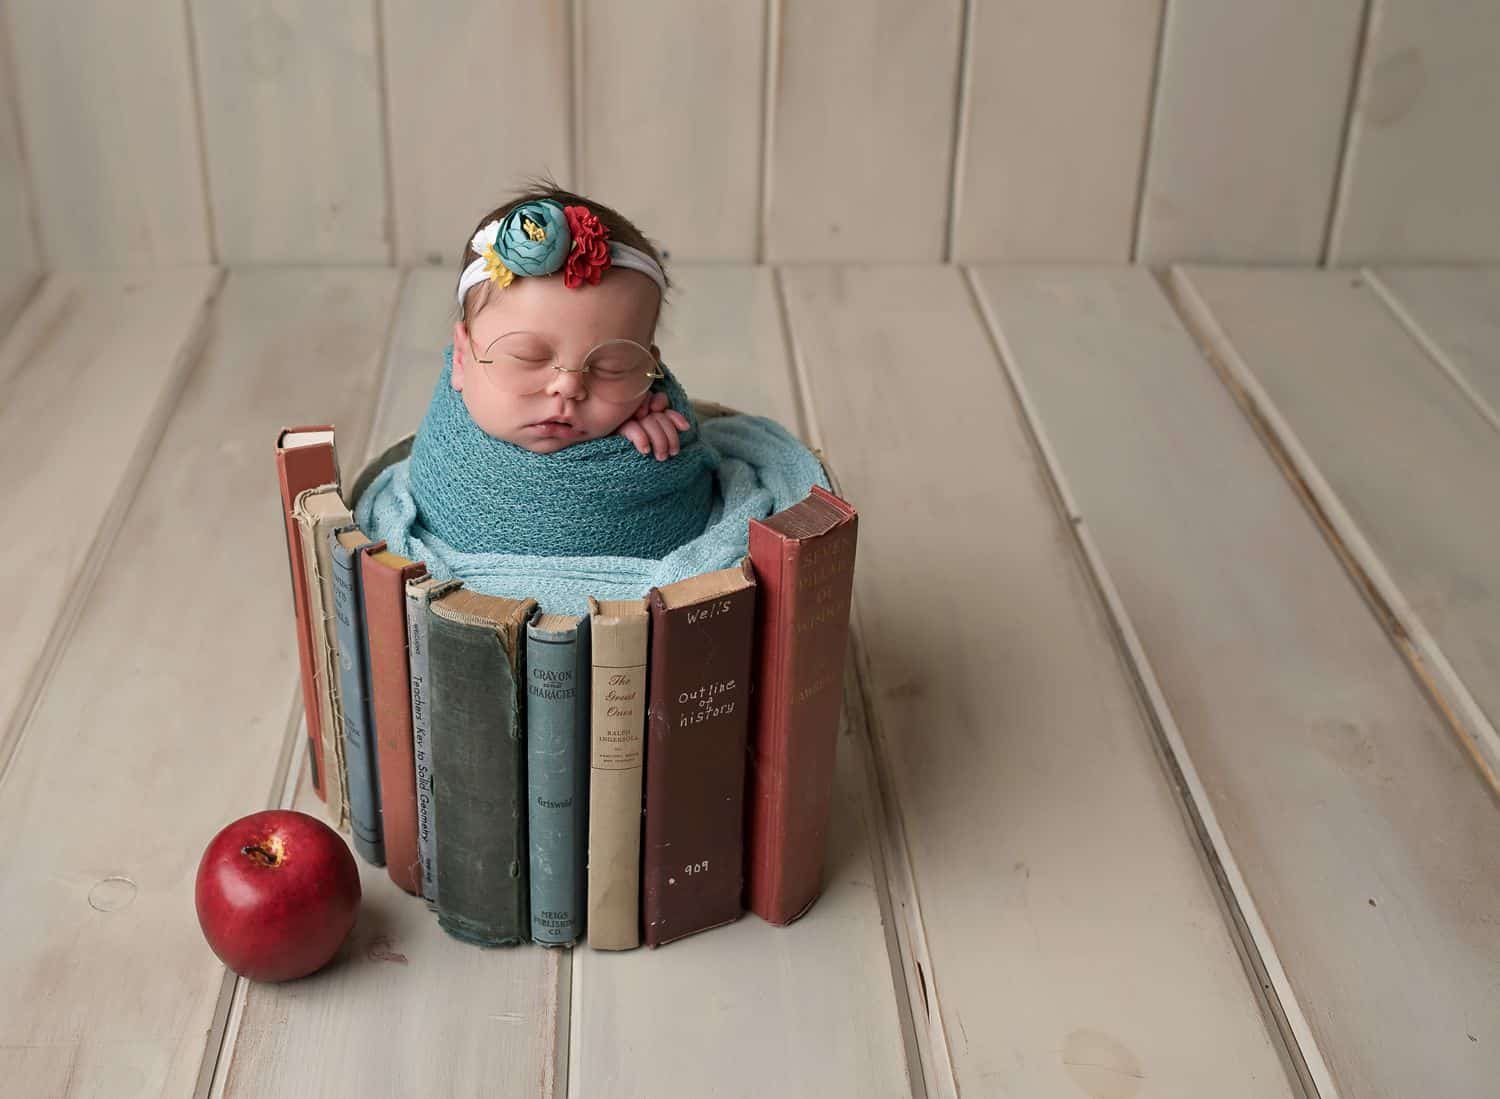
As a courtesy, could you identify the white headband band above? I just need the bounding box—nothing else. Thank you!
[456,202,668,310]
[456,241,667,308]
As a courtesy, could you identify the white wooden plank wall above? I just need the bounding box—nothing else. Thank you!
[189,0,389,263]
[0,269,397,1097]
[1135,0,1366,263]
[765,0,963,262]
[1370,267,1500,432]
[974,266,1500,1098]
[577,1,765,261]
[0,12,37,329]
[1331,0,1500,262]
[5,0,211,266]
[952,0,1163,262]
[2,3,1499,264]
[780,265,1294,1097]
[381,0,573,266]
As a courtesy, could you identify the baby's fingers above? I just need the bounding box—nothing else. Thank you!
[636,391,669,419]
[617,419,650,454]
[639,414,674,460]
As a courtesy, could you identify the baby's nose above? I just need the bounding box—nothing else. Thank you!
[545,365,587,399]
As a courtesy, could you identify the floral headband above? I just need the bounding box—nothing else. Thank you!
[456,199,667,308]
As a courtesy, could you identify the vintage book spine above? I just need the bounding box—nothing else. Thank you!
[642,561,757,947]
[293,487,352,831]
[745,485,859,924]
[274,427,338,802]
[330,527,386,866]
[428,590,537,946]
[362,551,429,894]
[525,613,591,946]
[585,597,650,951]
[406,577,461,907]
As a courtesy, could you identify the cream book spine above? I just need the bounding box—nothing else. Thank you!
[293,484,353,831]
[585,596,650,950]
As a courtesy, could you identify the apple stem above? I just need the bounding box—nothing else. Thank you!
[241,843,279,867]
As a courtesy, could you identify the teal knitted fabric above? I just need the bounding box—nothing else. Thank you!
[408,346,717,557]
[354,348,831,616]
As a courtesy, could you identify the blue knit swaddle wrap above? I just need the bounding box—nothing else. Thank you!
[410,346,717,557]
[353,346,831,615]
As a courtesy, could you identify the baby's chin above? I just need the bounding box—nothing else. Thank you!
[505,419,605,453]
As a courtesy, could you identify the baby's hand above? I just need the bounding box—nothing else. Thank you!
[617,391,691,461]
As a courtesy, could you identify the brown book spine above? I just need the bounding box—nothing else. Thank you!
[642,559,757,947]
[274,426,339,802]
[745,485,859,924]
[362,551,429,895]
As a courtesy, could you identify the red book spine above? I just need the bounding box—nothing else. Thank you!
[361,552,430,895]
[274,426,339,802]
[745,485,859,924]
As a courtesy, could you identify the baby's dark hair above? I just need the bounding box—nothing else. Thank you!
[457,173,671,325]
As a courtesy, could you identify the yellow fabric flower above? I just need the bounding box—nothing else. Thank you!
[480,244,514,288]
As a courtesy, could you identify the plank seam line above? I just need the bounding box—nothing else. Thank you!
[371,0,399,265]
[840,640,934,1099]
[0,8,45,271]
[772,265,954,1099]
[569,0,583,188]
[1128,0,1172,262]
[0,267,227,796]
[1164,266,1500,798]
[942,0,974,263]
[196,692,302,1099]
[179,0,220,264]
[1322,0,1379,266]
[546,946,571,1099]
[961,265,1337,1099]
[1364,269,1500,438]
[756,0,782,264]
[201,266,410,1098]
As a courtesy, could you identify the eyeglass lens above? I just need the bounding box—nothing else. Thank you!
[475,330,659,403]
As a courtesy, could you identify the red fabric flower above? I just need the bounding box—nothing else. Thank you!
[563,204,611,288]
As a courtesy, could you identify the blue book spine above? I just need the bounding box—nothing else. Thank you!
[330,526,385,865]
[525,612,591,944]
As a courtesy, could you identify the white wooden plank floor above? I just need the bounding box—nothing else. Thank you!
[1,262,1496,1099]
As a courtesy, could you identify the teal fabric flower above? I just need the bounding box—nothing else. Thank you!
[494,199,571,277]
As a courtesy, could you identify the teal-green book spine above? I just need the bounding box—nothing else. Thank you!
[427,593,534,946]
[525,612,591,945]
[330,526,384,866]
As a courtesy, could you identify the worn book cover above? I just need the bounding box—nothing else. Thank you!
[274,426,339,802]
[525,611,591,946]
[362,548,429,894]
[292,484,353,831]
[331,526,386,865]
[428,588,537,946]
[642,559,757,947]
[406,575,462,907]
[585,597,650,951]
[745,485,859,924]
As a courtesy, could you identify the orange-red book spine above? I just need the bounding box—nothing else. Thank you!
[745,485,859,924]
[274,426,339,802]
[362,550,430,895]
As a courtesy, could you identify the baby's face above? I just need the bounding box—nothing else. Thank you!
[451,267,662,453]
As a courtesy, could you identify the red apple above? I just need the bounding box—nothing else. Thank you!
[195,809,361,982]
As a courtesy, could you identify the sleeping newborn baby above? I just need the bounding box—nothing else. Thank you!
[451,192,689,462]
[353,179,830,613]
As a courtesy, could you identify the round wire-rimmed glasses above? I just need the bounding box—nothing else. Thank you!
[467,329,664,404]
